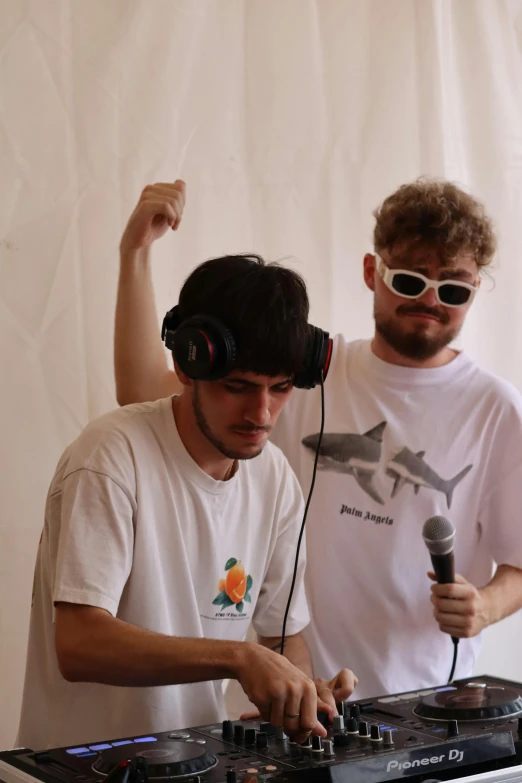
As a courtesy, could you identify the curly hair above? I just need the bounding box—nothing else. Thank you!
[373,178,496,267]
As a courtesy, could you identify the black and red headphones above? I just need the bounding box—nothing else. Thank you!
[161,306,332,389]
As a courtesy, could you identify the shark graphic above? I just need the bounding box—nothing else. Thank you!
[301,422,387,505]
[385,447,472,508]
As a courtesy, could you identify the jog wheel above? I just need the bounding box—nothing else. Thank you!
[93,741,218,779]
[413,683,522,723]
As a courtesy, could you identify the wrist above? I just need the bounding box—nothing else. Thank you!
[229,640,260,681]
[119,244,151,268]
[478,586,497,627]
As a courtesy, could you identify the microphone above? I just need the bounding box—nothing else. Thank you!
[422,515,455,584]
[422,515,459,682]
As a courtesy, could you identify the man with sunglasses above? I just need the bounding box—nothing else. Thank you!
[114,178,522,702]
[274,178,522,699]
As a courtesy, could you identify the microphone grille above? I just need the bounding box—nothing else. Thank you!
[422,515,455,555]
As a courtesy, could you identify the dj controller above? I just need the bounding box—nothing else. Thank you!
[3,675,522,783]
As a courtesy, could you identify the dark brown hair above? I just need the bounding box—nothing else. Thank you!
[373,178,496,267]
[178,254,310,377]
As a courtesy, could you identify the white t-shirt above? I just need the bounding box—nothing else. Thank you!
[17,397,309,750]
[272,337,522,698]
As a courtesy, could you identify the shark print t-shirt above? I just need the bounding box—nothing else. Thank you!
[17,398,309,750]
[272,338,522,698]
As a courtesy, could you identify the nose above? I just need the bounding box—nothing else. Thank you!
[244,389,270,428]
[417,285,439,307]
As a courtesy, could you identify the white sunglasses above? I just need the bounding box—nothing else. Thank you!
[376,256,479,308]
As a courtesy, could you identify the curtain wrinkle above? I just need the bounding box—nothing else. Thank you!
[2,0,522,748]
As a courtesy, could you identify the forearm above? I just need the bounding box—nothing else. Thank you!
[258,633,313,678]
[56,606,247,687]
[114,247,178,405]
[480,564,522,625]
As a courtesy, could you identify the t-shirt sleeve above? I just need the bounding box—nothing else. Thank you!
[52,467,136,617]
[252,456,310,638]
[479,463,522,571]
[479,396,522,571]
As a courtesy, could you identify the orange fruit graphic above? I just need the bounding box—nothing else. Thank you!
[225,562,247,604]
[218,578,226,593]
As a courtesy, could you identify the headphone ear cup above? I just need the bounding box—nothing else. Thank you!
[293,326,332,389]
[161,306,181,350]
[172,314,236,380]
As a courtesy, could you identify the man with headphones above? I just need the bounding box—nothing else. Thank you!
[17,181,356,752]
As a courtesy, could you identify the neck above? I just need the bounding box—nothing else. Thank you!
[171,395,235,481]
[371,332,458,369]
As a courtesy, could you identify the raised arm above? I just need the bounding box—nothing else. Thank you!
[114,181,184,405]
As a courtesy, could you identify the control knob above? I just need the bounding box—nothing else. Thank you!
[370,725,382,742]
[383,729,394,745]
[358,720,369,738]
[323,739,334,756]
[222,720,234,740]
[333,715,345,732]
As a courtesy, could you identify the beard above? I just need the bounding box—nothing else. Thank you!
[192,383,266,460]
[374,303,460,361]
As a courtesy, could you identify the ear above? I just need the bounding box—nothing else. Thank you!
[363,253,377,292]
[172,355,193,388]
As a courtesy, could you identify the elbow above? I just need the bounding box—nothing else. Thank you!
[115,384,143,407]
[115,383,151,407]
[116,390,132,407]
[55,634,94,683]
[56,651,82,683]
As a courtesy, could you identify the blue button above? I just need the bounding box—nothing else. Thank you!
[436,686,457,692]
[133,737,157,743]
[112,740,134,747]
[66,747,90,755]
[89,744,112,751]
[77,752,96,758]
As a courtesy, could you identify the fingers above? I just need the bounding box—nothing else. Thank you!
[281,682,325,744]
[430,582,472,600]
[329,669,358,702]
[281,689,305,742]
[298,682,326,742]
[432,596,474,615]
[316,689,337,719]
[139,182,185,230]
[239,711,260,720]
[269,692,286,732]
[141,199,178,228]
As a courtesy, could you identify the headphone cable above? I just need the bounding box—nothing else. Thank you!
[280,373,325,657]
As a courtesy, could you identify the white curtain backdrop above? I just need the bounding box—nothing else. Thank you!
[2,0,522,748]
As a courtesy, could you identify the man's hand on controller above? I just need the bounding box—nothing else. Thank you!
[120,180,186,256]
[238,645,357,743]
[314,669,358,720]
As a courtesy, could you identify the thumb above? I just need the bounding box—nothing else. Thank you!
[427,571,437,582]
[174,179,186,195]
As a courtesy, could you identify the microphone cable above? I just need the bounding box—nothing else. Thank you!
[280,372,325,658]
[448,636,459,683]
